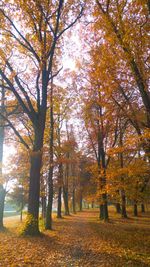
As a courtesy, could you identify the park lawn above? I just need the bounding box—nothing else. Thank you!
[0,208,150,266]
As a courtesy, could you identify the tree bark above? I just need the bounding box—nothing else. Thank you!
[133,201,138,217]
[101,147,109,221]
[72,188,76,214]
[46,166,53,230]
[102,193,109,221]
[23,127,44,235]
[79,191,82,211]
[97,104,109,222]
[121,190,128,218]
[63,154,70,215]
[41,196,46,220]
[99,204,104,220]
[141,203,145,213]
[57,186,62,218]
[63,185,70,215]
[57,162,63,218]
[119,121,128,219]
[116,202,121,214]
[46,83,54,230]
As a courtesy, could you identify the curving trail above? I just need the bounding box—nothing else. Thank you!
[0,210,150,266]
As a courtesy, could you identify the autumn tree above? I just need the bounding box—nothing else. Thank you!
[95,0,150,124]
[0,0,84,235]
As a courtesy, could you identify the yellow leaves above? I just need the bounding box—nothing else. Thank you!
[108,146,126,156]
[0,48,7,65]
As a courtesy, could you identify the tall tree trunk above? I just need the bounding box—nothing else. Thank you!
[116,202,121,214]
[133,201,138,217]
[57,186,62,218]
[101,148,109,222]
[121,190,128,218]
[46,83,54,230]
[24,133,43,235]
[72,165,76,214]
[57,162,63,218]
[46,167,53,229]
[115,190,121,213]
[97,104,109,222]
[63,154,70,215]
[120,121,128,219]
[141,203,145,213]
[72,188,76,214]
[102,193,109,221]
[99,204,104,220]
[41,196,46,220]
[79,190,83,211]
[63,185,70,215]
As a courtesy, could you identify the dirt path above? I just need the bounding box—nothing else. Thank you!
[0,210,150,266]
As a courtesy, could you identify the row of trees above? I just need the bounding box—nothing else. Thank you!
[77,0,150,220]
[0,0,149,235]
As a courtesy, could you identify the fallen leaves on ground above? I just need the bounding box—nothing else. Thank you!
[0,209,150,266]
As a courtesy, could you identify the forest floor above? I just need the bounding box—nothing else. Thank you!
[0,208,150,267]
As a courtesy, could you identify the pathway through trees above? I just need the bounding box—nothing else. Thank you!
[0,210,150,266]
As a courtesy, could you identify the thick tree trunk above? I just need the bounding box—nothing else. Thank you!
[91,201,94,208]
[141,203,145,213]
[133,202,138,217]
[63,186,70,215]
[57,186,62,218]
[23,128,44,236]
[24,150,42,235]
[0,186,5,229]
[121,190,128,218]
